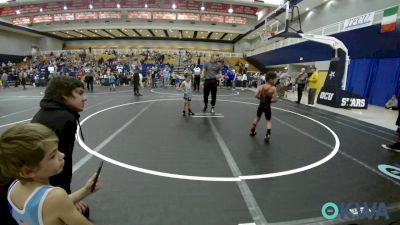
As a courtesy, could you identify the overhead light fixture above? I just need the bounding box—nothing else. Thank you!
[89,4,93,9]
[228,8,233,14]
[16,9,20,14]
[172,3,176,9]
[200,6,205,11]
[117,3,120,8]
[63,5,67,10]
[144,3,148,8]
[40,8,43,12]
[306,8,309,11]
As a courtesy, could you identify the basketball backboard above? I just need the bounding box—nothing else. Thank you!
[260,0,303,42]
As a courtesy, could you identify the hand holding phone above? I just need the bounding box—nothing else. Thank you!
[91,161,103,193]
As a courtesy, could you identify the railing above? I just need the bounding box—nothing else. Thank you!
[246,4,398,57]
[26,48,243,58]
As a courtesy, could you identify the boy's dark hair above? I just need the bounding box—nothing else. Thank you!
[265,72,277,82]
[44,76,84,103]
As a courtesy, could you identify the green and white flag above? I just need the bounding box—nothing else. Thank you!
[381,6,398,33]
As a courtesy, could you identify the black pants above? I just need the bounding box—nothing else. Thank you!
[86,77,93,91]
[204,79,217,107]
[297,84,305,103]
[133,83,140,95]
[194,75,200,91]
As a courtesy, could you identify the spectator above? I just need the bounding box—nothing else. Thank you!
[381,109,400,151]
[385,95,398,110]
[0,123,100,225]
[307,66,319,106]
[31,76,90,217]
[295,68,307,104]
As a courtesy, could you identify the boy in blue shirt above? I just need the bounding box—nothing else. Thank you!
[0,123,101,225]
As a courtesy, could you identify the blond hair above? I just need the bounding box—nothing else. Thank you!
[0,123,58,181]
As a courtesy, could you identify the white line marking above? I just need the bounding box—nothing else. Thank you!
[0,100,114,129]
[0,107,38,118]
[76,98,339,182]
[208,117,268,224]
[279,100,396,138]
[191,115,224,118]
[192,113,223,116]
[151,88,240,97]
[238,223,256,225]
[73,102,154,173]
[0,119,31,128]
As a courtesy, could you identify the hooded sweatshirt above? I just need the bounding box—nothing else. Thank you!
[31,98,82,194]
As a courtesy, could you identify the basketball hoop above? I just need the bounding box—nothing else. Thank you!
[259,28,276,41]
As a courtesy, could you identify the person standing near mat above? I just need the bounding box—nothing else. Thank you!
[382,105,400,152]
[307,65,319,106]
[295,68,307,104]
[180,73,195,116]
[202,54,223,113]
[249,72,278,143]
[31,76,90,217]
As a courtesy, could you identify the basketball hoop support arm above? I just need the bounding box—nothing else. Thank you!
[298,33,350,90]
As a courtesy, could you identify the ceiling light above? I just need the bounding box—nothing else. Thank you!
[172,3,176,9]
[144,3,148,8]
[95,30,97,32]
[16,9,20,14]
[64,5,67,10]
[200,6,205,11]
[306,8,309,11]
[228,8,233,14]
[89,4,93,9]
[147,34,150,36]
[117,3,120,8]
[40,8,43,12]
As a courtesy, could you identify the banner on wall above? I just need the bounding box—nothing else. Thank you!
[317,54,368,109]
[343,12,375,31]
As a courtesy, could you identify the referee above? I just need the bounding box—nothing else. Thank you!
[203,54,223,113]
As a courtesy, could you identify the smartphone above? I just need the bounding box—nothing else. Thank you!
[91,161,103,192]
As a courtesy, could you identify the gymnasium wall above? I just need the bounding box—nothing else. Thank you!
[0,30,38,56]
[0,29,63,58]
